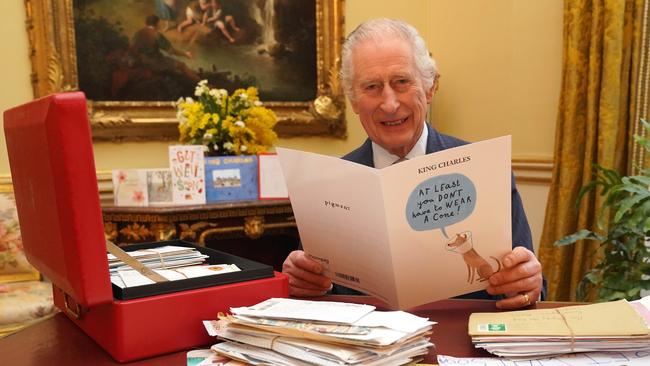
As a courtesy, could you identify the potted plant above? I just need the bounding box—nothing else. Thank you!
[555,120,650,301]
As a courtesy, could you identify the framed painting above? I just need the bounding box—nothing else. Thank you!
[24,0,345,141]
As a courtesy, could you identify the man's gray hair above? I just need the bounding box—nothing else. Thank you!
[340,18,438,100]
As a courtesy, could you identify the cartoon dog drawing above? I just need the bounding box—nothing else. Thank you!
[446,232,501,284]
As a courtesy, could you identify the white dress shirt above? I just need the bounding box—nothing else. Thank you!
[371,122,429,169]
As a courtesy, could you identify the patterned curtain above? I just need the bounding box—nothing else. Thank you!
[538,0,647,301]
[630,1,650,173]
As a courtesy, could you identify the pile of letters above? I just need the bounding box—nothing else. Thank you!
[468,297,650,360]
[203,298,435,365]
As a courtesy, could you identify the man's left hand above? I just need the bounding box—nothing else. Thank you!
[486,246,543,310]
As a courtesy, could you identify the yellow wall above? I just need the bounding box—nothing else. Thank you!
[428,1,562,158]
[1,0,561,171]
[0,1,33,173]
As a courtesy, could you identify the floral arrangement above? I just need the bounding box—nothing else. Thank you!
[176,80,278,156]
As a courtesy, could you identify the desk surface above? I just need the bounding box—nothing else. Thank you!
[0,297,572,365]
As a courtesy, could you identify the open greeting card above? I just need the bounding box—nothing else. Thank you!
[277,136,512,309]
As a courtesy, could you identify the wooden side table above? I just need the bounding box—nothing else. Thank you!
[101,200,299,270]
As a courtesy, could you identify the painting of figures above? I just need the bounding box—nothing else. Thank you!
[73,0,317,102]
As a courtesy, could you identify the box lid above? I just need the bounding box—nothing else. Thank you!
[3,92,112,307]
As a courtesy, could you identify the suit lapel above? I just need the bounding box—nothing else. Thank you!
[425,123,439,154]
[355,139,375,167]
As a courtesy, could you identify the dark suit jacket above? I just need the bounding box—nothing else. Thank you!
[333,123,546,300]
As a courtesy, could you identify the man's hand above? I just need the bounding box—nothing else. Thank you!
[486,246,543,310]
[282,250,332,297]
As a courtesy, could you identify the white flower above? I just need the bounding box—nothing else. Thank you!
[219,89,228,98]
[198,79,208,86]
[240,145,248,152]
[223,142,234,151]
[203,133,213,140]
[212,143,219,151]
[194,87,204,97]
[185,97,194,104]
[234,120,245,128]
[254,101,263,106]
[209,89,220,98]
[176,112,187,123]
[239,93,248,100]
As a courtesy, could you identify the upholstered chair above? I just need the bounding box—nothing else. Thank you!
[0,187,56,338]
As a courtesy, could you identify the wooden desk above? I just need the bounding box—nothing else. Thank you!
[0,297,572,365]
[102,200,296,244]
[102,200,299,270]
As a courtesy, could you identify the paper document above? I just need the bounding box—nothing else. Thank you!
[438,352,650,366]
[204,298,435,365]
[468,298,650,359]
[230,298,375,324]
[277,136,512,309]
[111,264,241,288]
[469,300,649,337]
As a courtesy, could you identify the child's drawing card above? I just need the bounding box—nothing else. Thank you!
[205,155,258,203]
[168,145,206,205]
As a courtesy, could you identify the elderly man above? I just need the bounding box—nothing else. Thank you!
[282,18,544,310]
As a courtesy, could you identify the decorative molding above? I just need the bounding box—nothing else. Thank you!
[512,157,553,185]
[516,176,553,185]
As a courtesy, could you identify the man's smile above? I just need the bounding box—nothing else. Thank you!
[380,117,408,126]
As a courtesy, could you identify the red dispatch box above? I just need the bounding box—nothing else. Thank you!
[3,92,289,362]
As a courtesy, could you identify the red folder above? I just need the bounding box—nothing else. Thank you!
[3,92,289,362]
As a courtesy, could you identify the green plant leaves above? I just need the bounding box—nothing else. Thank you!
[554,229,605,246]
[614,194,647,222]
[556,119,650,302]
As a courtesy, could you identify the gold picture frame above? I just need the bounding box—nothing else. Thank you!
[23,0,346,141]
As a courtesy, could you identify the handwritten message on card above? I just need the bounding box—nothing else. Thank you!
[405,173,477,239]
[169,145,206,205]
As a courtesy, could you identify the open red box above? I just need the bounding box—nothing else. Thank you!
[3,92,289,362]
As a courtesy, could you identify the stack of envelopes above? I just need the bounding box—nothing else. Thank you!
[108,245,232,288]
[468,297,650,360]
[108,245,209,273]
[203,298,435,365]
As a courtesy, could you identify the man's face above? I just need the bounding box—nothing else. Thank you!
[350,37,434,157]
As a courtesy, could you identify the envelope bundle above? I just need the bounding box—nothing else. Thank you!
[203,298,435,365]
[108,245,208,273]
[468,297,650,360]
[108,245,241,288]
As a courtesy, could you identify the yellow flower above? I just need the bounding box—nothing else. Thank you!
[176,83,277,155]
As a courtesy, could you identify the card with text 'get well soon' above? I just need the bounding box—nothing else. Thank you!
[169,145,206,205]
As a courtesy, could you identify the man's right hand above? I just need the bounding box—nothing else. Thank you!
[282,250,332,297]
